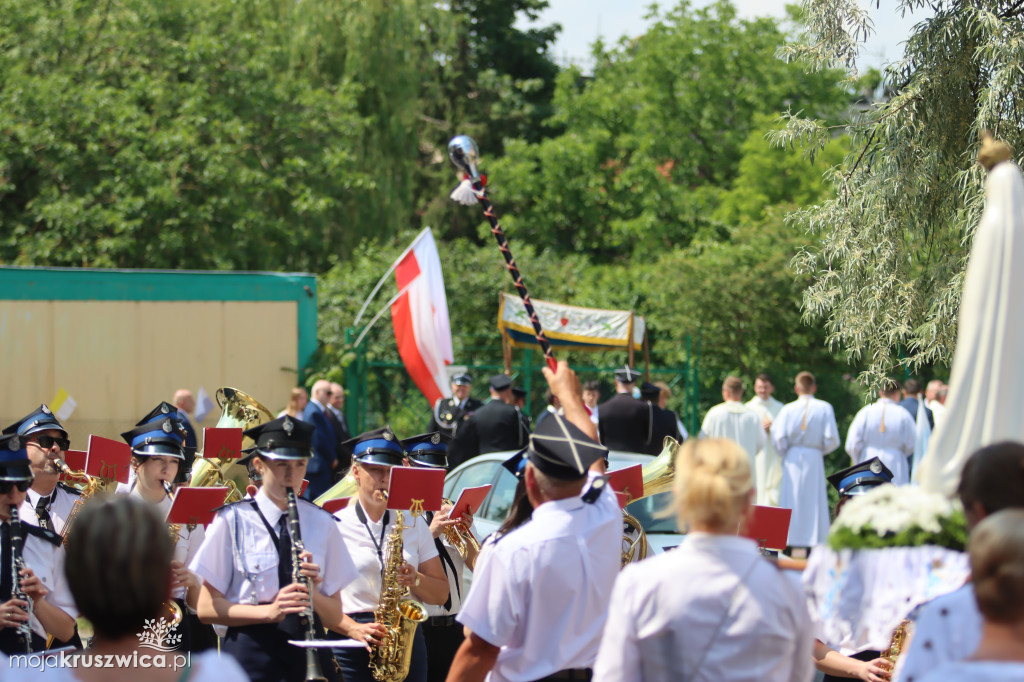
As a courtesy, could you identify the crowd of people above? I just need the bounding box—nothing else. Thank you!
[0,360,1017,682]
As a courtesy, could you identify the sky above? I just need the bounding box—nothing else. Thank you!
[519,0,932,73]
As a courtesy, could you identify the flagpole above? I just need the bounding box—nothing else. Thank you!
[352,283,413,350]
[352,227,432,329]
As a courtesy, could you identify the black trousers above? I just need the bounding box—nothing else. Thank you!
[223,614,339,682]
[422,618,465,682]
[535,669,593,681]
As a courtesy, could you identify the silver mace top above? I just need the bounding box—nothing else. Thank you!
[447,135,481,180]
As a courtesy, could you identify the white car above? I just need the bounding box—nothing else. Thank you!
[443,450,683,556]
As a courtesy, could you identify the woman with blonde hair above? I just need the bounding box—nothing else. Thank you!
[279,387,308,419]
[593,438,814,681]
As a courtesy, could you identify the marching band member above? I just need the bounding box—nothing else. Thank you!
[333,427,449,682]
[3,405,81,536]
[593,437,814,682]
[190,415,356,682]
[403,431,479,682]
[0,433,76,654]
[9,496,248,681]
[449,361,619,682]
[117,402,207,651]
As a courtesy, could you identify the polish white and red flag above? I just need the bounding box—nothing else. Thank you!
[391,229,454,404]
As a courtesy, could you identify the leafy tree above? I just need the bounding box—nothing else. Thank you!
[774,0,1024,383]
[483,0,849,261]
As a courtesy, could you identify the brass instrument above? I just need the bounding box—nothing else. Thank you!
[313,469,358,507]
[189,387,273,502]
[57,459,117,545]
[9,505,33,652]
[883,619,911,671]
[286,487,327,682]
[369,492,427,682]
[621,436,679,566]
[440,498,481,562]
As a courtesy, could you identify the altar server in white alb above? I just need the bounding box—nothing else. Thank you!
[700,376,764,475]
[771,371,840,551]
[746,373,784,506]
[844,380,915,485]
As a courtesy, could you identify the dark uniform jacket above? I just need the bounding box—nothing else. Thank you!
[647,404,682,455]
[598,393,652,454]
[450,399,528,469]
[429,396,484,440]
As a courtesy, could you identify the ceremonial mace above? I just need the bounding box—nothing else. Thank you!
[447,135,558,372]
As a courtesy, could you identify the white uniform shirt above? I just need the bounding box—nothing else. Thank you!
[21,485,80,536]
[700,401,765,471]
[746,396,784,506]
[458,476,620,682]
[425,529,467,617]
[845,398,916,484]
[894,583,981,682]
[4,521,78,639]
[593,533,814,682]
[115,483,207,602]
[189,488,357,606]
[771,396,840,547]
[335,502,438,614]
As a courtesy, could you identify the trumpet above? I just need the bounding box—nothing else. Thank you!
[440,498,481,562]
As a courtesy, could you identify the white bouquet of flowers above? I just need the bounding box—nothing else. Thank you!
[828,483,967,551]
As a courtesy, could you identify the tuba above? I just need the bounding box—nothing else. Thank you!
[369,493,427,682]
[621,436,679,566]
[189,387,273,502]
[313,469,358,507]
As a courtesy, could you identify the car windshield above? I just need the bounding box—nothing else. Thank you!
[625,491,679,534]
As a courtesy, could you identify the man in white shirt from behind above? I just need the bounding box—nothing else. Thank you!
[845,379,916,485]
[745,373,784,506]
[700,376,764,474]
[771,371,840,552]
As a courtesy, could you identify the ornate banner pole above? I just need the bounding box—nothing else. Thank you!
[447,135,558,372]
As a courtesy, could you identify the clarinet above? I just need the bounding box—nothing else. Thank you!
[285,488,327,682]
[9,505,33,653]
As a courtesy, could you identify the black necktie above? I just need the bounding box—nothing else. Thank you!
[0,523,11,601]
[277,516,292,588]
[35,495,55,533]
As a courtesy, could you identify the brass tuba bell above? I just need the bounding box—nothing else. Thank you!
[189,387,274,502]
[621,436,679,566]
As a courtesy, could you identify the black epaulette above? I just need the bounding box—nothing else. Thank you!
[24,523,62,547]
[57,482,82,497]
[581,475,608,504]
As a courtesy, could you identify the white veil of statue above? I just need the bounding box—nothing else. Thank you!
[918,155,1024,495]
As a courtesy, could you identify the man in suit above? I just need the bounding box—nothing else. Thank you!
[429,373,484,441]
[640,382,682,455]
[301,379,337,500]
[450,374,529,468]
[598,366,651,453]
[327,381,352,477]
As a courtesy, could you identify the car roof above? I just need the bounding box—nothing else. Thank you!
[451,449,654,471]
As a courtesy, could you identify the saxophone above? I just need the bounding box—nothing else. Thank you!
[883,619,911,671]
[56,457,113,545]
[9,505,34,653]
[161,481,184,629]
[369,494,428,682]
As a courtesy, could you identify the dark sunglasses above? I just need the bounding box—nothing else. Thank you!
[0,480,31,494]
[30,435,71,451]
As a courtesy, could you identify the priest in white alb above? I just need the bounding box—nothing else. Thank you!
[700,376,764,473]
[771,371,840,552]
[845,379,916,485]
[746,372,784,506]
